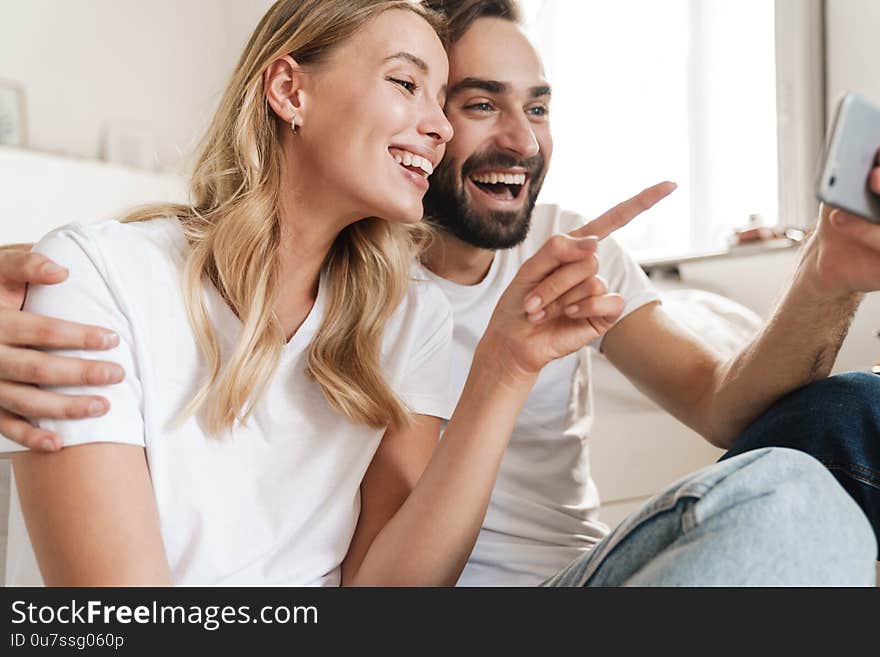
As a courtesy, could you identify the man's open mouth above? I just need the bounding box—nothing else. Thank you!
[468,171,527,201]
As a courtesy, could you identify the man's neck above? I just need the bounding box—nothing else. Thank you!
[421,230,496,286]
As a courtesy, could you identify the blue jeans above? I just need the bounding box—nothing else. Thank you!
[542,448,876,586]
[721,371,880,556]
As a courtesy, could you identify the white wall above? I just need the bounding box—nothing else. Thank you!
[822,0,880,372]
[826,0,880,113]
[0,0,272,172]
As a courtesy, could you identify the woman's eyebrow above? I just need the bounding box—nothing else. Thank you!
[384,51,429,72]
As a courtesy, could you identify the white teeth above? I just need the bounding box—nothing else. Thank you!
[470,172,527,185]
[391,149,434,175]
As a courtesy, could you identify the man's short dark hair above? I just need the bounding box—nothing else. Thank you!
[423,0,522,44]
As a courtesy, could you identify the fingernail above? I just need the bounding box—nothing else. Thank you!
[40,439,56,451]
[565,304,580,315]
[577,237,597,249]
[103,365,124,383]
[528,310,546,323]
[101,332,119,348]
[524,296,542,313]
[88,400,106,416]
[832,211,851,225]
[41,262,66,277]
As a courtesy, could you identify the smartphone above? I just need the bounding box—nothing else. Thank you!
[817,92,880,223]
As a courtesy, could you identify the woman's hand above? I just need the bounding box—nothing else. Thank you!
[0,247,123,450]
[479,182,677,384]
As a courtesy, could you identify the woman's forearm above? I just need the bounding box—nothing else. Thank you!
[348,339,537,586]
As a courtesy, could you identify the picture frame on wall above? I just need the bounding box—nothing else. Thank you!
[0,80,27,147]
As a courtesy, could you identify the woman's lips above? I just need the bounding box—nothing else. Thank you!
[395,157,430,192]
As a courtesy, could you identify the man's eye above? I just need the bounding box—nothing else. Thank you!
[465,102,494,112]
[389,77,417,94]
[527,106,549,117]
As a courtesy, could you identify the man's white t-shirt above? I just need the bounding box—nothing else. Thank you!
[2,218,455,586]
[422,204,661,586]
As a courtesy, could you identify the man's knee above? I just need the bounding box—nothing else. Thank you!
[729,372,880,455]
[739,448,876,571]
[777,371,880,418]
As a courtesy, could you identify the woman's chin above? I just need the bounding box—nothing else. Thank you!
[377,203,425,225]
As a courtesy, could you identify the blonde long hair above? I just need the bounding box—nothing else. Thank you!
[123,0,443,434]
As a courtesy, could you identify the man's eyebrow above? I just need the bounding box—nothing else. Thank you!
[447,77,509,96]
[447,78,552,99]
[530,85,552,98]
[384,51,429,72]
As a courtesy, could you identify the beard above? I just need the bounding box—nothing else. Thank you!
[423,148,546,250]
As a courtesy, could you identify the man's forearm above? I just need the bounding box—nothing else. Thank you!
[705,240,862,447]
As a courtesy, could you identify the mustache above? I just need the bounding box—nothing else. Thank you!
[461,151,545,178]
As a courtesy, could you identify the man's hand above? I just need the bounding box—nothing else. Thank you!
[0,247,123,451]
[479,181,676,383]
[806,151,880,299]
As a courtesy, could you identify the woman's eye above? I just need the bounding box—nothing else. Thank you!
[389,77,417,94]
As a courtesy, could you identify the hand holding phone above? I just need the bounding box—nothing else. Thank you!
[817,93,880,223]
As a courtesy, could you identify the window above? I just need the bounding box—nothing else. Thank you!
[520,0,809,260]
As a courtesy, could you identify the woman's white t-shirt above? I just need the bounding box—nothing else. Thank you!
[2,218,455,586]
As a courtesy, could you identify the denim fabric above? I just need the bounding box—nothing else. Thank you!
[722,372,880,555]
[542,448,876,586]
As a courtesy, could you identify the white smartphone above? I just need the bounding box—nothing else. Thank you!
[817,92,880,223]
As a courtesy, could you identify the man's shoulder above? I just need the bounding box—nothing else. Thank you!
[525,204,632,260]
[520,204,589,253]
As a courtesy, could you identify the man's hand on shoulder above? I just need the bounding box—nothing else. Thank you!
[0,246,123,451]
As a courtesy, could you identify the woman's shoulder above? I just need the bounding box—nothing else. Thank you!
[381,266,453,349]
[38,216,185,253]
[34,217,188,281]
[400,264,454,326]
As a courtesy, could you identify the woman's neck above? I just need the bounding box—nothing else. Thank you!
[274,166,360,341]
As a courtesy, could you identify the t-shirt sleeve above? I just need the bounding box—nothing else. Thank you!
[395,282,456,421]
[592,234,661,351]
[0,225,145,456]
[554,209,661,352]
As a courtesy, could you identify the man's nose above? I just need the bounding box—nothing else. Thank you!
[495,112,539,159]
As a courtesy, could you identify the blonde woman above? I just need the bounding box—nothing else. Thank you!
[2,0,638,586]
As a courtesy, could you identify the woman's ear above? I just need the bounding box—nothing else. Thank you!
[265,55,306,133]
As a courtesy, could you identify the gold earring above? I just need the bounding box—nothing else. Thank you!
[287,102,300,134]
